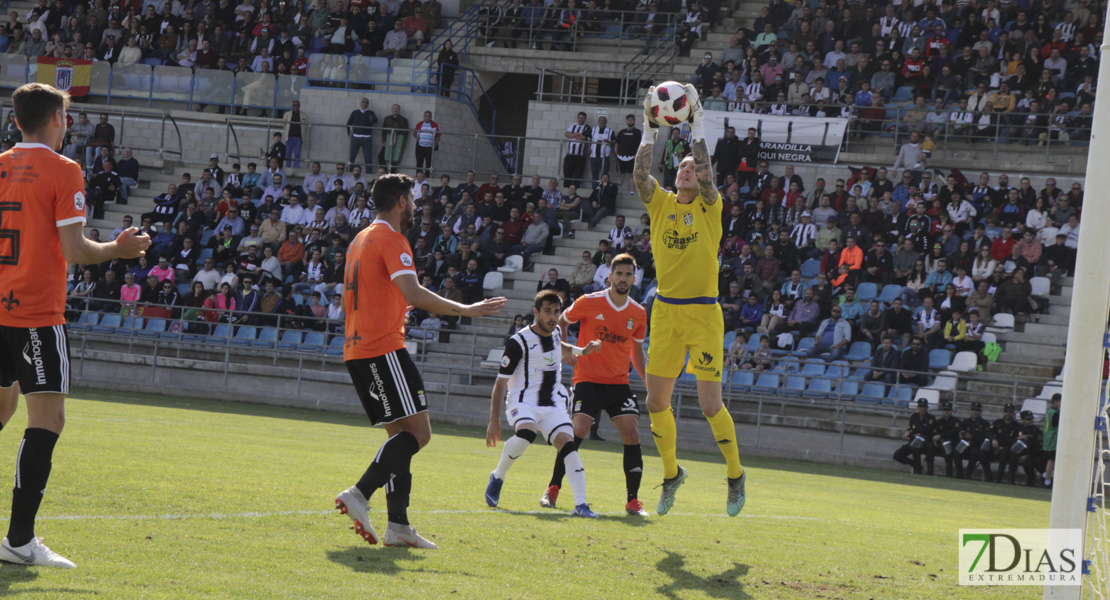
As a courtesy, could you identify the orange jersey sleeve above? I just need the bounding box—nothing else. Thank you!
[0,144,86,328]
[343,221,417,360]
[565,292,647,385]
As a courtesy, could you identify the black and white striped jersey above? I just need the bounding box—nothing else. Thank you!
[565,123,591,156]
[498,325,568,408]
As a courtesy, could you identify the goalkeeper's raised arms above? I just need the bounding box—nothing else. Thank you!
[633,86,660,204]
[682,85,719,205]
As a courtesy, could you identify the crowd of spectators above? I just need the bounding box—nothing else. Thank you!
[690,0,1098,145]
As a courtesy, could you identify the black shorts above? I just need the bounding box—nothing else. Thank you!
[616,158,634,174]
[571,382,639,421]
[1045,450,1056,461]
[0,324,71,395]
[346,348,428,426]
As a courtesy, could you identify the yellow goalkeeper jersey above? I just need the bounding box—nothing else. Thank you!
[645,180,723,302]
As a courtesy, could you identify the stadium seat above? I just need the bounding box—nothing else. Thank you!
[75,312,99,330]
[981,332,997,344]
[792,337,815,356]
[752,372,780,394]
[482,272,503,293]
[601,23,621,38]
[1021,398,1048,418]
[723,330,737,352]
[893,86,915,102]
[116,316,142,335]
[949,351,978,373]
[858,382,886,404]
[799,258,821,278]
[278,330,303,350]
[136,318,166,338]
[845,341,871,362]
[229,326,258,346]
[856,282,878,302]
[1030,276,1051,297]
[784,375,807,395]
[915,388,941,410]
[877,284,902,304]
[92,313,120,333]
[746,333,765,351]
[799,360,826,376]
[1036,383,1063,400]
[986,312,1015,333]
[498,255,524,273]
[887,385,915,408]
[325,336,344,356]
[927,371,958,392]
[209,324,232,342]
[803,377,831,399]
[299,332,326,351]
[198,246,214,260]
[837,380,860,399]
[176,283,190,297]
[253,328,279,348]
[729,370,754,392]
[850,367,869,380]
[480,348,504,368]
[928,349,951,370]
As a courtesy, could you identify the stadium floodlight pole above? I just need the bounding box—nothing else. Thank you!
[1044,7,1110,600]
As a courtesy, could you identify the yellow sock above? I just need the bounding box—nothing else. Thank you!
[649,408,678,480]
[706,407,744,479]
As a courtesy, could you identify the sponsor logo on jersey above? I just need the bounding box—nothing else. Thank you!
[369,362,391,418]
[592,325,628,344]
[500,355,510,368]
[399,252,413,267]
[683,213,693,226]
[0,290,19,312]
[594,313,605,320]
[662,229,699,250]
[23,329,47,386]
[627,318,634,330]
[692,351,721,377]
[74,191,85,211]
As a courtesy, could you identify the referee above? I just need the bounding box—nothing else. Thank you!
[632,85,747,517]
[336,173,505,549]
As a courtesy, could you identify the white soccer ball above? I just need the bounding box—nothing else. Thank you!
[648,81,692,127]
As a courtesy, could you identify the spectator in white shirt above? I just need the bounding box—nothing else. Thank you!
[281,195,306,225]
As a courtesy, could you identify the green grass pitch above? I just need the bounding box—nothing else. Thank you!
[0,389,1045,599]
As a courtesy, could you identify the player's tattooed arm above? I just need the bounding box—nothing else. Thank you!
[690,137,720,206]
[633,143,657,204]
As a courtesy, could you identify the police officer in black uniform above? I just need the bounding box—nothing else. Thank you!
[893,398,938,475]
[959,401,990,480]
[985,403,1021,483]
[933,401,963,478]
[1008,410,1043,486]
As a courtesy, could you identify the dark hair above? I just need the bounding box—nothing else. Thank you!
[611,253,637,270]
[534,289,562,311]
[371,173,414,213]
[11,83,69,136]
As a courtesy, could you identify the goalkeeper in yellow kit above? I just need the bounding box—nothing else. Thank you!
[633,84,746,516]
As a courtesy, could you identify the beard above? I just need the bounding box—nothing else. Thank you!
[613,282,631,295]
[400,206,415,231]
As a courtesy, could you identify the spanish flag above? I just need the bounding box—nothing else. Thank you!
[36,57,92,97]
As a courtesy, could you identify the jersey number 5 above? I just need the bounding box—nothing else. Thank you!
[0,202,21,266]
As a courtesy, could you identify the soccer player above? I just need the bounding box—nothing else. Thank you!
[539,253,649,516]
[633,85,747,516]
[484,290,602,517]
[336,173,506,549]
[0,83,150,567]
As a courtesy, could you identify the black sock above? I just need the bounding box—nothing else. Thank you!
[385,472,412,526]
[7,429,59,547]
[355,431,420,500]
[548,436,583,488]
[623,444,643,502]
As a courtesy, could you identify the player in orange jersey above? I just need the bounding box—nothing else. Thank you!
[334,173,505,549]
[0,83,150,568]
[540,253,649,516]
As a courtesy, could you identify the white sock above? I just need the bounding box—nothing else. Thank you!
[494,435,530,479]
[564,450,587,506]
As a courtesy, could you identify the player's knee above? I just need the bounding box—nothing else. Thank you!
[514,429,537,443]
[620,427,640,445]
[571,420,591,440]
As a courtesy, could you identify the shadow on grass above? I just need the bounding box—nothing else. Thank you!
[655,550,751,600]
[485,507,654,526]
[0,566,94,596]
[326,546,427,574]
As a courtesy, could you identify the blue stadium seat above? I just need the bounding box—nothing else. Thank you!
[858,382,886,404]
[746,333,765,351]
[229,326,258,346]
[278,330,303,350]
[253,328,279,348]
[115,316,142,335]
[792,337,815,356]
[75,312,99,330]
[799,360,825,376]
[888,385,915,408]
[729,370,754,392]
[838,380,860,399]
[877,284,902,304]
[928,349,952,370]
[601,24,621,39]
[799,258,821,278]
[293,293,305,305]
[299,332,326,351]
[803,377,832,399]
[676,367,697,387]
[209,324,232,342]
[325,335,345,356]
[92,313,122,333]
[198,247,214,262]
[851,367,869,381]
[723,330,737,351]
[136,318,166,338]
[893,86,915,102]
[177,283,190,297]
[784,375,807,395]
[845,341,872,362]
[856,282,878,302]
[752,373,780,394]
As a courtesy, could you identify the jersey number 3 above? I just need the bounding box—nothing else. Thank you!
[0,202,21,266]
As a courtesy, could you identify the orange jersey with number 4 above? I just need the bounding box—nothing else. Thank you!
[343,220,417,360]
[563,291,647,385]
[0,143,87,328]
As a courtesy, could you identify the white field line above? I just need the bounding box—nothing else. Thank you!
[39,509,819,522]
